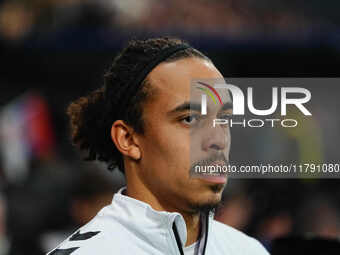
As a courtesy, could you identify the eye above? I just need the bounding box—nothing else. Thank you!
[218,113,232,119]
[181,114,199,125]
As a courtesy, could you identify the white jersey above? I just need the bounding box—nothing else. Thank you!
[47,187,269,255]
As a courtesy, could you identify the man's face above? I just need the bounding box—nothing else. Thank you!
[136,57,231,214]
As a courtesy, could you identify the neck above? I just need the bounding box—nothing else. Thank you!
[125,167,202,246]
[182,212,202,246]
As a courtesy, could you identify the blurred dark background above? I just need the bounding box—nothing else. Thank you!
[0,0,339,254]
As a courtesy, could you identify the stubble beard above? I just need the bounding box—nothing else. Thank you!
[187,183,225,215]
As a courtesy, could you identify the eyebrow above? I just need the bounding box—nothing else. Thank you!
[167,101,233,115]
[167,102,201,115]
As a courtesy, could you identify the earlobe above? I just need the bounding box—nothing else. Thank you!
[129,146,141,160]
[111,120,141,161]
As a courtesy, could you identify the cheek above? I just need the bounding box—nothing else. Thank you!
[162,126,190,164]
[142,121,191,177]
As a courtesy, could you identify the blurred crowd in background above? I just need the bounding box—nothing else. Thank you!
[1,0,340,46]
[0,0,340,254]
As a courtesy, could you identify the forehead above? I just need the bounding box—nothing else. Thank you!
[147,57,224,103]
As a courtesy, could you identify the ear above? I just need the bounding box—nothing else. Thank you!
[111,120,141,161]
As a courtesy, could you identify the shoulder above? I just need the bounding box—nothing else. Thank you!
[210,219,270,255]
[46,226,108,254]
[46,206,125,255]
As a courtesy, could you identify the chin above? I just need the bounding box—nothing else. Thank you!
[189,197,221,214]
[187,190,223,214]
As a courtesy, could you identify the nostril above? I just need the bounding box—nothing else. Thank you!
[210,144,221,150]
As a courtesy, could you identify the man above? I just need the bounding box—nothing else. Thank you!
[48,37,269,254]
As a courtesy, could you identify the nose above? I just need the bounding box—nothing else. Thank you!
[203,125,230,152]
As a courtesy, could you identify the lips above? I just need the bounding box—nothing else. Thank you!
[197,161,227,184]
[198,174,227,184]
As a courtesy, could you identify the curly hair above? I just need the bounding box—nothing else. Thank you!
[67,37,210,174]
